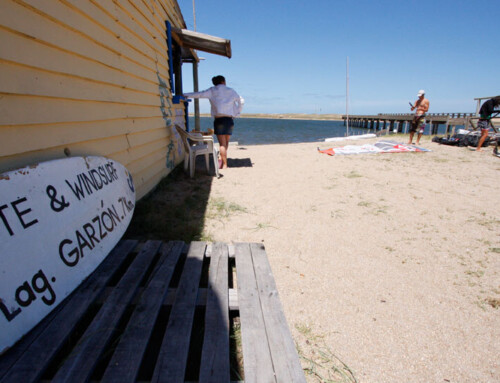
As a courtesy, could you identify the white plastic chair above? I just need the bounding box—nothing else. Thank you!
[175,125,220,178]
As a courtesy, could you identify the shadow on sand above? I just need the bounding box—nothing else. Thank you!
[125,152,252,242]
[124,166,214,243]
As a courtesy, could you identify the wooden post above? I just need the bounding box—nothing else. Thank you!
[433,122,439,135]
[192,61,200,131]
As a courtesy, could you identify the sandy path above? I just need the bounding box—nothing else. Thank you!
[203,136,499,383]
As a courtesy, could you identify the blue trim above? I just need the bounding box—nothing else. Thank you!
[172,95,187,104]
[165,21,174,92]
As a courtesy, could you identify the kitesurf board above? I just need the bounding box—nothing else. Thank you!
[0,156,135,353]
[325,133,376,142]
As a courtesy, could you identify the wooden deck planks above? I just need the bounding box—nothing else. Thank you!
[51,240,163,383]
[100,241,184,383]
[151,241,206,383]
[235,243,276,383]
[199,242,230,383]
[0,239,138,383]
[0,240,306,383]
[249,243,306,383]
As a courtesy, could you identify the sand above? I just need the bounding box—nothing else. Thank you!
[202,135,500,383]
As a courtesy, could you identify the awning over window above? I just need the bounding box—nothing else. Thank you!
[171,27,232,60]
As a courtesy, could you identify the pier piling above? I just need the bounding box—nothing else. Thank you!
[342,113,475,136]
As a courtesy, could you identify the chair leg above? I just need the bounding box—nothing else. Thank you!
[213,150,219,177]
[189,152,195,178]
[204,153,210,174]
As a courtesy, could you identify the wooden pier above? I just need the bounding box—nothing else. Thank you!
[342,113,476,135]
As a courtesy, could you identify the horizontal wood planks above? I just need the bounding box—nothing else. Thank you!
[0,0,186,199]
[0,241,306,383]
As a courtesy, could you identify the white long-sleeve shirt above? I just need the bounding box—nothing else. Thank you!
[184,84,244,118]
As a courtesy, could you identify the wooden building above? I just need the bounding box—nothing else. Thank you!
[0,0,231,199]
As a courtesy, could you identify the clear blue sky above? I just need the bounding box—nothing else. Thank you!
[178,0,499,115]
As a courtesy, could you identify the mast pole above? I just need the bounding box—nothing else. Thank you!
[346,56,349,137]
[192,0,197,31]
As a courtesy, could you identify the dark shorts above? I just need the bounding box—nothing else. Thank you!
[410,115,426,133]
[478,119,491,131]
[213,117,234,135]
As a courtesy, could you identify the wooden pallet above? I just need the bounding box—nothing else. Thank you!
[0,241,305,383]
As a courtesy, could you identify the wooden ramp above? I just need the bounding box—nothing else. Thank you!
[0,241,305,383]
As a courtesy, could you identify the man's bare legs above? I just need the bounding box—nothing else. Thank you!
[408,131,415,144]
[416,132,423,145]
[217,134,230,168]
[476,129,489,151]
[408,131,423,145]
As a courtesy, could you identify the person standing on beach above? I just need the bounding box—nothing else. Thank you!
[475,96,500,151]
[408,90,430,145]
[184,75,244,169]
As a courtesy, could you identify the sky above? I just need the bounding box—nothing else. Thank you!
[177,0,499,115]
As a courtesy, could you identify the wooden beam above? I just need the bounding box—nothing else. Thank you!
[171,27,231,58]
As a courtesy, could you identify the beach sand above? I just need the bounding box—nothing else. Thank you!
[203,136,500,383]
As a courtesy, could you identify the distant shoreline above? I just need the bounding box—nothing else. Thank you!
[190,113,344,121]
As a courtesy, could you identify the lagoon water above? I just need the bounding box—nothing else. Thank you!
[188,117,358,145]
[187,116,450,146]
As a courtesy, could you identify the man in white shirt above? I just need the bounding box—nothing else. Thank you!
[184,75,244,169]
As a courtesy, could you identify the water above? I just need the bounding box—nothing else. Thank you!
[188,117,358,145]
[187,117,456,145]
